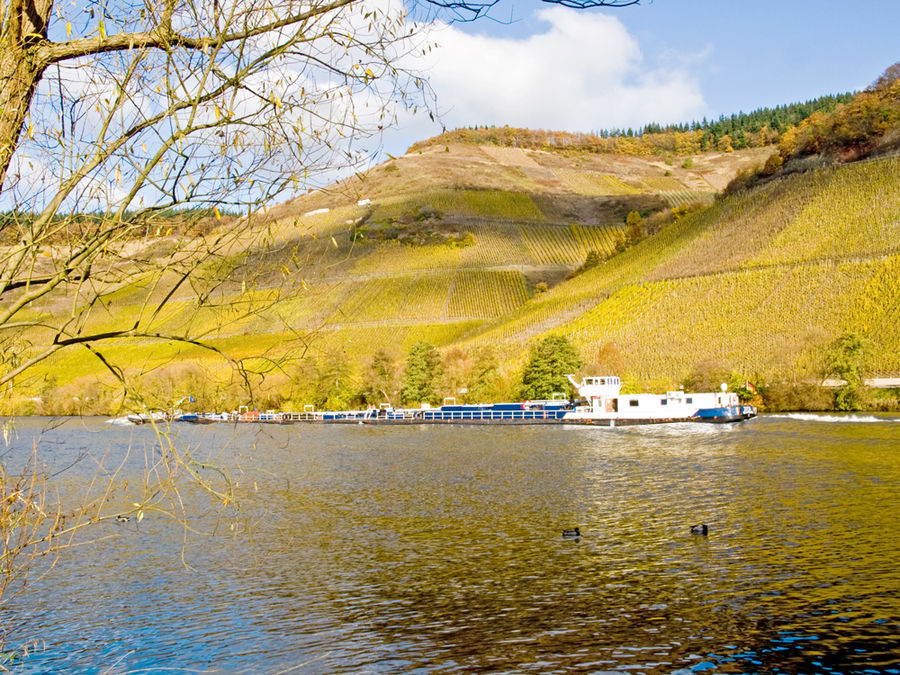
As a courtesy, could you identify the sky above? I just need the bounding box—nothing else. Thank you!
[377,0,900,157]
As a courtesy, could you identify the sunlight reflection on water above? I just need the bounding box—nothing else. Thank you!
[2,415,899,673]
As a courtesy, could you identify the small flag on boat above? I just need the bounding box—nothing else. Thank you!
[745,382,757,394]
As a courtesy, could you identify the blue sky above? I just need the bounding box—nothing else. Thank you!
[380,0,899,155]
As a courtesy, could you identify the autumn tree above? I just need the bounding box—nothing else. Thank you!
[683,358,729,393]
[827,332,867,411]
[315,347,358,410]
[361,347,401,406]
[440,347,472,400]
[625,209,643,244]
[869,61,900,91]
[465,345,505,402]
[592,341,625,376]
[0,0,420,639]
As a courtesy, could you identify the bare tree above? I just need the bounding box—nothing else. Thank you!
[0,0,642,649]
[0,0,444,397]
[1,0,642,393]
[0,2,435,649]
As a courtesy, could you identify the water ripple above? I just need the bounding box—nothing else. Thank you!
[1,415,898,673]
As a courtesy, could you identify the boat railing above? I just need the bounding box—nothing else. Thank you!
[416,409,563,421]
[281,411,322,421]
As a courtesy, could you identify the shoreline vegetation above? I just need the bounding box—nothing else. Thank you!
[8,335,900,417]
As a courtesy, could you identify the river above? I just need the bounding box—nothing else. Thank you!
[1,414,899,673]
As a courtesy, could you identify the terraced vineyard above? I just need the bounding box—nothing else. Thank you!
[518,223,621,264]
[452,156,900,386]
[659,190,710,207]
[562,258,900,380]
[371,189,546,221]
[550,169,642,195]
[448,270,529,318]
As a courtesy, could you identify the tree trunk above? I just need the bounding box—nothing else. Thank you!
[0,0,53,192]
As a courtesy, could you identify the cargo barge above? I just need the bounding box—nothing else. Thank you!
[176,376,756,426]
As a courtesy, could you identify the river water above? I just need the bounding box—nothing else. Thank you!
[1,414,899,674]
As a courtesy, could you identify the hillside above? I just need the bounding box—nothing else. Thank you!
[409,92,853,156]
[6,113,899,414]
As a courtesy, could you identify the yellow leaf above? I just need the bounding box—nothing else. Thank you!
[365,68,374,79]
[330,236,338,248]
[132,502,141,507]
[27,123,34,139]
[213,206,222,220]
[98,20,106,39]
[66,22,71,38]
[137,510,144,522]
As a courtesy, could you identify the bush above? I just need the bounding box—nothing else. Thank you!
[761,382,833,412]
[761,152,783,176]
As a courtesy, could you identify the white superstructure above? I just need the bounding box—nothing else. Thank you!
[564,375,744,422]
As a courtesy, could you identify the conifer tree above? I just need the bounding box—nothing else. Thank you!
[520,335,581,400]
[401,342,442,405]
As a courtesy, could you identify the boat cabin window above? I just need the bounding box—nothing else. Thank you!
[584,377,620,386]
[661,398,667,405]
[629,399,639,407]
[686,397,693,404]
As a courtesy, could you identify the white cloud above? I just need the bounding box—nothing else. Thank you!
[384,7,706,154]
